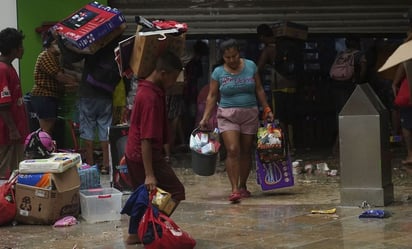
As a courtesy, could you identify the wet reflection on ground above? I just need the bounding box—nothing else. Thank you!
[1,147,412,249]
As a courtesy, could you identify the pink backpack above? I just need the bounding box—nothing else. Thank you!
[329,50,358,81]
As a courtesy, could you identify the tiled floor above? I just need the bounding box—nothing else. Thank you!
[1,147,412,249]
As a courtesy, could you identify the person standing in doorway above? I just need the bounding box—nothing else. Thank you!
[199,39,274,203]
[256,23,297,153]
[0,27,29,179]
[31,30,78,136]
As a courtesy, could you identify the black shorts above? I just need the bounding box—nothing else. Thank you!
[273,92,295,124]
[30,96,58,119]
[400,107,412,129]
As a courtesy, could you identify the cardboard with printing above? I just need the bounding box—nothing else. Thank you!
[19,152,81,174]
[255,151,294,191]
[152,187,177,216]
[129,29,186,78]
[53,1,126,50]
[272,21,308,40]
[15,166,80,225]
[62,23,126,54]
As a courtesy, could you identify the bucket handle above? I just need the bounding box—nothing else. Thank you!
[191,127,212,136]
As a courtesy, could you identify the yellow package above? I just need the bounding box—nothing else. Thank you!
[152,187,177,216]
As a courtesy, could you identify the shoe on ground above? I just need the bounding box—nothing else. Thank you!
[228,191,241,202]
[239,189,251,198]
[125,234,141,245]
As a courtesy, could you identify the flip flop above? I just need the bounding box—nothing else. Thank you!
[228,192,241,203]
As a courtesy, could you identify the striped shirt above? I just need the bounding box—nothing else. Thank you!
[31,50,62,97]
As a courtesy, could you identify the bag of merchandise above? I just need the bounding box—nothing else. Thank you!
[0,172,18,226]
[138,190,196,249]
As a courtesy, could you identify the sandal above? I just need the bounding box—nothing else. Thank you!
[239,189,251,198]
[228,191,241,202]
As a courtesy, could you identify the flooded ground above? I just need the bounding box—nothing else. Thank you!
[1,145,412,249]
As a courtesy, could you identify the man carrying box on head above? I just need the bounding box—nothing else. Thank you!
[123,50,186,245]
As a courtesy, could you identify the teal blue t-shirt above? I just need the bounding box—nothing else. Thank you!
[211,59,257,108]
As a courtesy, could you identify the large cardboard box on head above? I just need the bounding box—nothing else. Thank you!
[129,28,186,78]
[272,21,308,40]
[53,1,126,50]
[15,166,81,225]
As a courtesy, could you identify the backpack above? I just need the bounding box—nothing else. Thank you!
[329,50,358,81]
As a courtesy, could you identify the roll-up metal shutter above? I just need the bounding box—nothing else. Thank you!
[109,0,411,37]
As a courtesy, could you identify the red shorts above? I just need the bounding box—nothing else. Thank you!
[125,157,186,201]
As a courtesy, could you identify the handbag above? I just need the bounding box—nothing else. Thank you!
[394,78,411,107]
[0,173,18,226]
[138,190,196,249]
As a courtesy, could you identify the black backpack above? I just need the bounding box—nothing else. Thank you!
[84,41,121,93]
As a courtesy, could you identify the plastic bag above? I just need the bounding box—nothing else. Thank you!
[359,209,391,218]
[0,174,18,226]
[138,191,196,249]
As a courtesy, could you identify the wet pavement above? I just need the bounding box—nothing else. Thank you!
[1,146,412,249]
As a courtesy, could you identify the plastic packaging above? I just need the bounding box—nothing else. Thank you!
[359,209,391,218]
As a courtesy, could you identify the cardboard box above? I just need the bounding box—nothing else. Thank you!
[152,187,177,216]
[53,1,126,49]
[15,166,81,225]
[63,22,126,54]
[79,188,122,223]
[19,153,81,174]
[272,21,308,40]
[129,29,186,78]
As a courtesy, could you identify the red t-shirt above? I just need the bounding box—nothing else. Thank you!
[0,62,28,145]
[125,80,168,162]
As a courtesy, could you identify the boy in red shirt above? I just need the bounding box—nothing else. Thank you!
[125,50,185,244]
[0,28,29,179]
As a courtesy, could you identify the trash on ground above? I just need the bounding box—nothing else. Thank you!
[53,216,78,227]
[359,209,391,218]
[359,200,371,209]
[311,208,336,214]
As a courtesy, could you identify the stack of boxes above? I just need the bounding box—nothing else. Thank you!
[15,153,82,225]
[16,151,122,224]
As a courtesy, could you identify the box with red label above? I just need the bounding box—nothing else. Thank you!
[53,1,126,49]
[79,187,122,223]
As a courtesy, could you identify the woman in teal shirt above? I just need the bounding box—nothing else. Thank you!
[199,39,274,202]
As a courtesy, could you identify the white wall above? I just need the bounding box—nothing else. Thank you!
[0,0,19,70]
